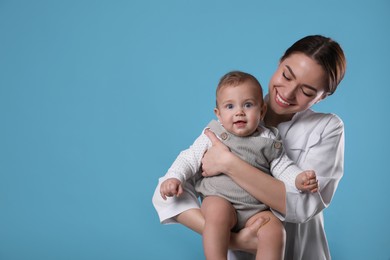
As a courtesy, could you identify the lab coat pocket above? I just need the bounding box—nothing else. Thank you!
[286,132,321,163]
[307,132,321,148]
[285,135,306,162]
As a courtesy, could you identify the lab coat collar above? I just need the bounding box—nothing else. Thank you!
[264,94,321,150]
[278,109,321,150]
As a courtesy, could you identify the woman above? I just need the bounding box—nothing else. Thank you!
[153,35,346,259]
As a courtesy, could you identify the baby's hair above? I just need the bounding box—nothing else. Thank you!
[216,71,263,107]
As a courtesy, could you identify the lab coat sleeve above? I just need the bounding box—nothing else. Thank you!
[282,114,344,223]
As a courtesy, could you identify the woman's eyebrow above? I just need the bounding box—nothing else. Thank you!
[285,65,296,79]
[285,65,318,93]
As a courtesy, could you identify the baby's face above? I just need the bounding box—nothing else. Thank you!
[215,81,265,137]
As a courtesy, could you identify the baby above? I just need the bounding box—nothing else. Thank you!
[157,71,318,260]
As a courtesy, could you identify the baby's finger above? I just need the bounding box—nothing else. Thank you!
[168,183,177,192]
[177,185,183,197]
[160,190,167,200]
[306,181,319,193]
[301,175,311,186]
[306,170,316,179]
[311,188,318,193]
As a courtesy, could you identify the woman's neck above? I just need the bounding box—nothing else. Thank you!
[264,107,294,128]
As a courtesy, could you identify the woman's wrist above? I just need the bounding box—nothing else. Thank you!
[223,152,242,176]
[219,151,287,214]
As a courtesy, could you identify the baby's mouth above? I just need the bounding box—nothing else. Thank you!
[234,120,247,127]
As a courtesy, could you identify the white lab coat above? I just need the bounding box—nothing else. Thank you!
[229,109,344,260]
[152,108,344,260]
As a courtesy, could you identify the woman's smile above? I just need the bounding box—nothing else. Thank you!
[275,92,292,107]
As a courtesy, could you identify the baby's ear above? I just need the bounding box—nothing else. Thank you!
[260,103,267,120]
[214,107,221,121]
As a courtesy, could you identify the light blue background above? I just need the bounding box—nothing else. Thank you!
[1,0,389,259]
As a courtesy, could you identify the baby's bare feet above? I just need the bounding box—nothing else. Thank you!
[231,216,270,253]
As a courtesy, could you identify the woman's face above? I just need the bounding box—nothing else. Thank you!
[268,53,327,117]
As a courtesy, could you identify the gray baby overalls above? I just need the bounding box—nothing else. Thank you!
[195,120,283,231]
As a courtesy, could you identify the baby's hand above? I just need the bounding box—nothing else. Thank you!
[295,170,319,193]
[160,178,183,200]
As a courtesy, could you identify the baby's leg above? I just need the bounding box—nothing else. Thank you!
[248,211,285,260]
[175,208,205,234]
[201,196,237,260]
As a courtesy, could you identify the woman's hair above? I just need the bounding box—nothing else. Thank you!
[281,35,346,95]
[216,71,263,107]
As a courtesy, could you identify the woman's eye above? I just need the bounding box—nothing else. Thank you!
[301,88,315,97]
[282,72,291,80]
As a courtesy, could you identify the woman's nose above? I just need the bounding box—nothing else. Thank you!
[283,83,298,100]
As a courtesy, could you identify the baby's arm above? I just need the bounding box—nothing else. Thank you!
[271,152,319,193]
[159,129,211,199]
[160,178,183,200]
[295,170,319,193]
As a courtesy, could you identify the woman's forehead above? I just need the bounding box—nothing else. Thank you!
[281,53,327,90]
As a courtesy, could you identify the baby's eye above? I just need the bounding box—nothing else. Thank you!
[244,102,253,108]
[226,104,234,109]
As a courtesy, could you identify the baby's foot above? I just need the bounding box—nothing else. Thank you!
[233,216,270,253]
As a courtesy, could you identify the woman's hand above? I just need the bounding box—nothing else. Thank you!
[201,129,233,177]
